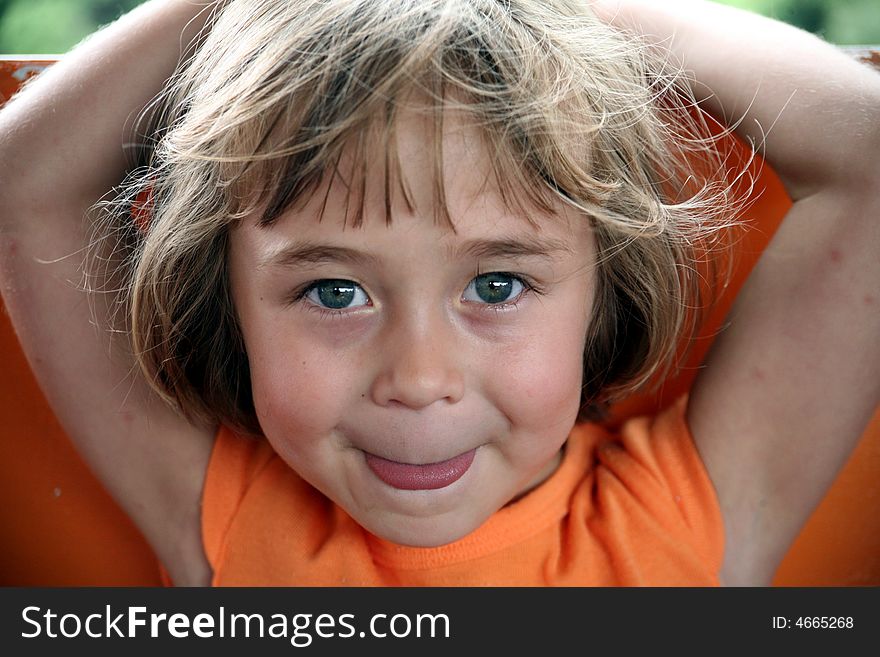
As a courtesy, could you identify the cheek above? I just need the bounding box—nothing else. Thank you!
[521,341,583,417]
[247,333,357,440]
[487,307,589,429]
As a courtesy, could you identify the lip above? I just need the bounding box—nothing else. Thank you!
[365,449,476,490]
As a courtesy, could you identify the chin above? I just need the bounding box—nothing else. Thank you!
[364,510,484,548]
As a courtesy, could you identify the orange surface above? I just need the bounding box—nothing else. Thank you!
[1,58,877,586]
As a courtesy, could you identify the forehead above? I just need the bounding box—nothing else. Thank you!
[235,102,592,257]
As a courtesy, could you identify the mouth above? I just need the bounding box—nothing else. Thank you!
[364,449,476,491]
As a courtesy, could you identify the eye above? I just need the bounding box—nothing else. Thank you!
[462,272,526,305]
[303,279,371,311]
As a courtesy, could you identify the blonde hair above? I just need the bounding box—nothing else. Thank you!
[96,0,747,434]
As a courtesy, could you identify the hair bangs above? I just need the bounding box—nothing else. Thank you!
[219,2,579,234]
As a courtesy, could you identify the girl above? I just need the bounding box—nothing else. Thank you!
[0,0,877,586]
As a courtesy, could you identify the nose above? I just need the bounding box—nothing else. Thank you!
[369,308,465,409]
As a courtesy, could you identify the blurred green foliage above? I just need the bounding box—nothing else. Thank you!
[0,0,877,54]
[0,0,143,53]
[721,0,880,44]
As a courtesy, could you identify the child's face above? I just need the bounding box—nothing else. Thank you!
[229,106,596,547]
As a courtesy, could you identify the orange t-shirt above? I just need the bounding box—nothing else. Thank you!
[202,395,724,586]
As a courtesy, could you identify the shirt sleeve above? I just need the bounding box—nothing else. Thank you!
[201,426,275,574]
[595,395,726,576]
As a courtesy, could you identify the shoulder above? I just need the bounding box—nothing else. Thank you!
[200,425,279,575]
[596,397,724,542]
[560,398,725,583]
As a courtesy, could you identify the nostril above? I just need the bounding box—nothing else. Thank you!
[370,364,465,409]
[370,317,466,409]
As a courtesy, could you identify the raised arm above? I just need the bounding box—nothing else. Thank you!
[594,0,880,585]
[0,0,223,585]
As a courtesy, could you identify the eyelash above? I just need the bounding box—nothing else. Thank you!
[289,280,371,318]
[464,272,544,313]
[290,273,544,318]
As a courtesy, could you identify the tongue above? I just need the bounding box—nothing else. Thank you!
[365,449,476,490]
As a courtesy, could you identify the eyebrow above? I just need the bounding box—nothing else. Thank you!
[263,243,381,270]
[450,236,573,262]
[263,235,572,270]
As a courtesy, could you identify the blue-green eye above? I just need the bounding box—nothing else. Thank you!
[462,273,525,305]
[304,279,370,310]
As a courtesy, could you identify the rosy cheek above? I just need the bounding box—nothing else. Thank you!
[250,341,352,440]
[493,320,586,428]
[482,349,561,424]
[524,361,581,418]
